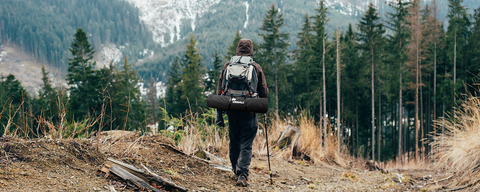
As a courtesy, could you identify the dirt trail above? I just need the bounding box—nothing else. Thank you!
[0,135,455,191]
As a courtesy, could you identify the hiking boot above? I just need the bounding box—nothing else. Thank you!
[232,174,239,181]
[236,175,248,187]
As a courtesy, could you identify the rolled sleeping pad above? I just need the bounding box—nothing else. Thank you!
[206,94,268,113]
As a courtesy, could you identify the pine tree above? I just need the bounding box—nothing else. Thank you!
[66,28,100,119]
[180,35,206,114]
[357,3,385,162]
[96,62,116,131]
[113,57,145,131]
[311,1,329,147]
[224,30,243,61]
[0,74,28,135]
[446,0,469,115]
[335,28,341,155]
[406,0,423,162]
[2,74,28,105]
[467,7,480,93]
[164,57,183,116]
[147,76,158,130]
[294,14,316,112]
[259,4,290,123]
[386,0,411,163]
[38,64,59,119]
[431,0,440,155]
[205,51,222,95]
[341,23,362,157]
[420,3,441,158]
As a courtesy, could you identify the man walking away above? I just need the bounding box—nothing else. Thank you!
[215,39,268,186]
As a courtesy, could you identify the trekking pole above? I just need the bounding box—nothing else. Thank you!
[264,114,273,185]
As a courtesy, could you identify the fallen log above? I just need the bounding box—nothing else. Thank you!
[140,163,188,192]
[104,158,188,192]
[194,150,228,166]
[109,164,161,192]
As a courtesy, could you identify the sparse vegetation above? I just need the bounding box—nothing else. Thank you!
[341,172,359,182]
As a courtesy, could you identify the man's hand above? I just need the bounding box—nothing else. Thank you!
[215,110,225,127]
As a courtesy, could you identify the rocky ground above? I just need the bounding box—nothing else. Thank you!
[0,133,469,192]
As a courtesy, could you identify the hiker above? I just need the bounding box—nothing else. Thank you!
[215,39,268,186]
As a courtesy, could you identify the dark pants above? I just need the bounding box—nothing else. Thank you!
[227,111,258,179]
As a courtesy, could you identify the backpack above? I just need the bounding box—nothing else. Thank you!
[221,56,258,97]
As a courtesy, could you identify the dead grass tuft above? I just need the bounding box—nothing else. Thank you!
[341,172,359,182]
[432,95,480,185]
[175,110,229,157]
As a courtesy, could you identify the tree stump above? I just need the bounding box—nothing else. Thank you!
[275,125,301,156]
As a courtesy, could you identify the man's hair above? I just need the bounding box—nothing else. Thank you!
[236,39,253,56]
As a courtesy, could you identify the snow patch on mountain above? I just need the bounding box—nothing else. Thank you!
[321,0,417,16]
[97,44,123,68]
[138,81,167,99]
[126,0,221,47]
[244,1,249,28]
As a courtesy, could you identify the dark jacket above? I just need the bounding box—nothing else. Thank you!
[216,39,268,98]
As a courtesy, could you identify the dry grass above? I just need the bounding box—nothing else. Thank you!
[384,158,431,170]
[341,172,359,182]
[432,96,480,184]
[252,111,348,166]
[175,110,229,157]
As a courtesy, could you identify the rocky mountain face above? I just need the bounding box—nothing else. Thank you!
[126,0,221,47]
[127,0,392,48]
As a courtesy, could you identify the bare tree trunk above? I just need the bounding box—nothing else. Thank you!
[356,103,359,158]
[274,43,279,127]
[407,107,410,161]
[372,47,375,162]
[399,66,403,164]
[432,0,438,156]
[399,41,403,164]
[336,29,341,155]
[323,37,327,151]
[415,13,420,163]
[453,27,457,130]
[420,51,424,162]
[378,89,381,162]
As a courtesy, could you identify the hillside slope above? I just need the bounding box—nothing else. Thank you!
[0,133,455,191]
[0,44,65,96]
[0,0,155,72]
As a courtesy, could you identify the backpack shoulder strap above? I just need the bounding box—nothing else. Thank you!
[221,62,230,95]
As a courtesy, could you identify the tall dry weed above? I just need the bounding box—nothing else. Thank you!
[175,109,229,156]
[433,96,480,181]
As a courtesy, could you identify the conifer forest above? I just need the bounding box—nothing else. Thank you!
[2,0,480,191]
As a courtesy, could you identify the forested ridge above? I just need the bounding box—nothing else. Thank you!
[0,0,155,74]
[134,0,480,82]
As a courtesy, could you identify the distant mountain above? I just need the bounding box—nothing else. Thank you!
[1,0,480,85]
[132,0,480,82]
[0,0,156,73]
